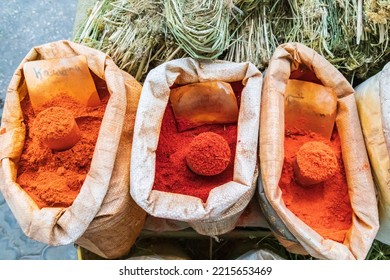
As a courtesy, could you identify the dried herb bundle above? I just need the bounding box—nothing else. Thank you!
[164,0,234,60]
[74,0,185,81]
[286,0,389,79]
[74,0,389,81]
[224,0,288,69]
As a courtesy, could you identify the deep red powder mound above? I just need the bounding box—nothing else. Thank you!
[186,132,231,176]
[153,104,237,202]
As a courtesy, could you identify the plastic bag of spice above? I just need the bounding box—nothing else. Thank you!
[130,58,262,236]
[0,40,146,259]
[258,42,379,259]
[355,62,390,245]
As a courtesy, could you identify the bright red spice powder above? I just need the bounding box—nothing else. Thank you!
[152,103,237,202]
[279,131,353,242]
[186,132,231,176]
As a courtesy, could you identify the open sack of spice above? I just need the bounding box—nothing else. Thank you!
[355,62,390,246]
[130,58,262,236]
[0,40,146,259]
[258,42,379,259]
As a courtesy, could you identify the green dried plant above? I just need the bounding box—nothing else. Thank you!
[74,0,185,82]
[270,0,388,80]
[224,0,288,70]
[74,0,389,81]
[164,0,234,60]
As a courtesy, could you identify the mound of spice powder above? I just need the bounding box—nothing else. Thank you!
[33,106,81,151]
[293,141,338,186]
[186,132,231,176]
[153,103,237,202]
[279,131,353,242]
[17,91,108,208]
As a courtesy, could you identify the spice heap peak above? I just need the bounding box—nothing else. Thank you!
[293,141,338,186]
[34,106,81,151]
[186,132,231,176]
[153,81,242,202]
[17,56,109,208]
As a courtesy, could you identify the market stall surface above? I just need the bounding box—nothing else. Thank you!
[0,0,78,260]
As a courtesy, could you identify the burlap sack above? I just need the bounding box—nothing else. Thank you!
[130,58,262,236]
[259,42,379,259]
[0,40,146,259]
[355,62,390,245]
[142,196,270,232]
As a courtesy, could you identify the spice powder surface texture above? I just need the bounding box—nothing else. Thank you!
[153,103,237,202]
[152,82,244,202]
[17,91,108,208]
[279,131,353,242]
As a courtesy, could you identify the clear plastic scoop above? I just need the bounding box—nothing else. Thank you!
[284,79,337,139]
[23,55,101,113]
[169,81,239,132]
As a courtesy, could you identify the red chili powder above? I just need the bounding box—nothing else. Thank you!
[279,131,353,242]
[152,104,237,203]
[186,132,231,176]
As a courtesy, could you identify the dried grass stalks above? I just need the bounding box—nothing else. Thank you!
[365,0,390,24]
[74,0,185,81]
[164,0,234,60]
[226,0,389,79]
[224,0,287,69]
[74,0,389,81]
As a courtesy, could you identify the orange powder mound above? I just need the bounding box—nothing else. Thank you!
[279,131,353,242]
[17,170,83,207]
[293,141,338,186]
[35,107,76,138]
[17,92,108,208]
[186,132,231,176]
[34,107,81,151]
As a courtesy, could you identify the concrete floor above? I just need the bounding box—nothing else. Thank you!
[0,0,79,260]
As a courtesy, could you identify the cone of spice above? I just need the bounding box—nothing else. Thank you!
[293,141,338,187]
[33,107,81,151]
[17,93,107,209]
[152,82,239,202]
[186,132,231,177]
[277,76,354,244]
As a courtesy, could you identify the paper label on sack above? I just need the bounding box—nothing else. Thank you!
[23,55,101,112]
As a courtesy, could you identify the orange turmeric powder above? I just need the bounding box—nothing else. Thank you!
[280,131,353,242]
[33,107,81,151]
[17,89,108,208]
